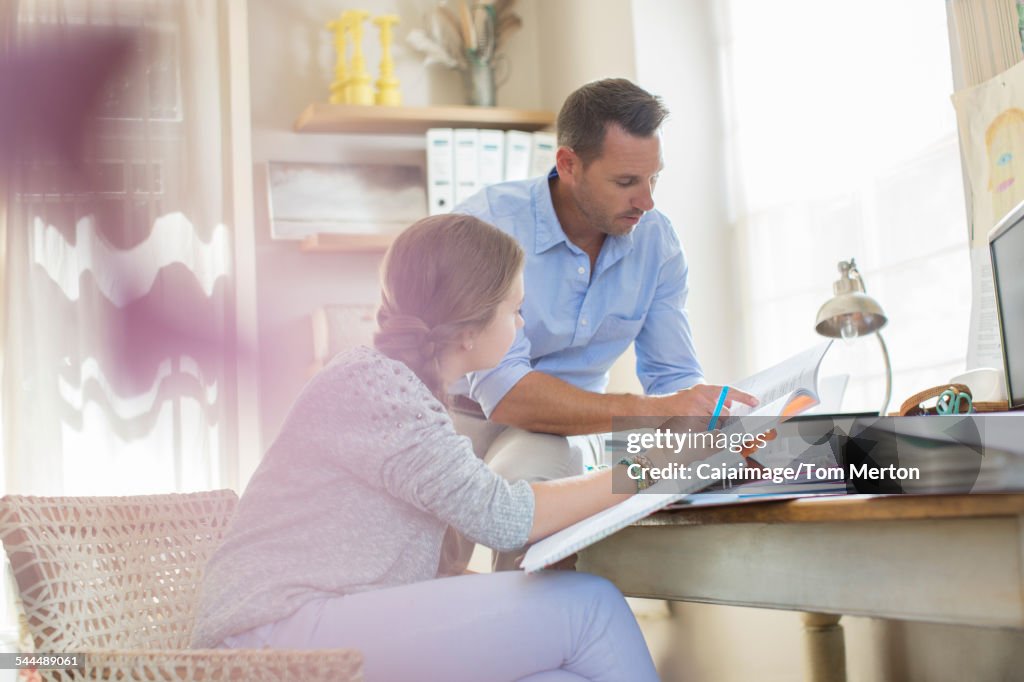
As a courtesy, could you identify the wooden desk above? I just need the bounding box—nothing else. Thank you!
[577,494,1024,682]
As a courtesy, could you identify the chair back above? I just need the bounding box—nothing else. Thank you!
[0,490,238,653]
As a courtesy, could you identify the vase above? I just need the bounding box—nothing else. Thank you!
[462,60,495,107]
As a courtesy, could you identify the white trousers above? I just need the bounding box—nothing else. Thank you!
[221,571,659,682]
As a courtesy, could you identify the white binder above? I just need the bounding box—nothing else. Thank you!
[453,128,480,206]
[425,128,455,215]
[529,131,557,178]
[504,130,532,182]
[477,129,505,188]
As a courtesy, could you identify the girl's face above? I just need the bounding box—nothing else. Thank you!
[463,272,525,372]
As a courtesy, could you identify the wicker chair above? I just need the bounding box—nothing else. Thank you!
[0,490,363,681]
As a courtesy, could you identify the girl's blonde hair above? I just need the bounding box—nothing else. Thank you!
[374,214,524,401]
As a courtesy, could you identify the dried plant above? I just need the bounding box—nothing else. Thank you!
[407,0,521,71]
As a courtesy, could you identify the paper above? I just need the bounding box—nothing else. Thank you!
[952,59,1024,247]
[668,484,847,510]
[804,374,849,415]
[967,245,1004,369]
[521,448,745,573]
[729,341,832,419]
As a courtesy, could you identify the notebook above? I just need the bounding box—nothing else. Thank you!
[521,448,744,573]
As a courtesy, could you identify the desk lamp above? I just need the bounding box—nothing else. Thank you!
[815,259,892,416]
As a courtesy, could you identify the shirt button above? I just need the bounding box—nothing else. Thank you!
[577,266,585,275]
[581,318,588,326]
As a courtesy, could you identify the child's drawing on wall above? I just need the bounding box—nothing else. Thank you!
[985,107,1024,226]
[952,60,1024,246]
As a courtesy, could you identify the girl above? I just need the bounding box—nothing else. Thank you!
[192,215,665,681]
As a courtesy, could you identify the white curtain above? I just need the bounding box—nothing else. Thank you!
[2,0,235,497]
[719,0,971,412]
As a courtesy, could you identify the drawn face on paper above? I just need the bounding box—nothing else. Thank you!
[986,108,1024,225]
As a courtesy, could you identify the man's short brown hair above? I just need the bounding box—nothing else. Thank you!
[556,78,669,165]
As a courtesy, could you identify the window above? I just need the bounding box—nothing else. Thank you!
[720,0,970,412]
[3,0,234,496]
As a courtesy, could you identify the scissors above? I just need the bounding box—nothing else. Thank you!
[935,387,973,415]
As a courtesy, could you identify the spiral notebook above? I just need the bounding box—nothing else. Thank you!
[520,341,834,573]
[521,448,744,573]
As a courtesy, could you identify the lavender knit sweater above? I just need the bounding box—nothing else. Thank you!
[191,346,535,648]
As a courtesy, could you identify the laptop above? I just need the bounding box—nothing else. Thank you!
[989,201,1024,410]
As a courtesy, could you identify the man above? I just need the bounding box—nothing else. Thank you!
[451,77,755,477]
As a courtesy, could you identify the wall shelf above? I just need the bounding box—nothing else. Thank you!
[294,102,556,135]
[293,103,554,251]
[299,233,394,253]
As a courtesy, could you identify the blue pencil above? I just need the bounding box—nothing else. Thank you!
[707,386,729,431]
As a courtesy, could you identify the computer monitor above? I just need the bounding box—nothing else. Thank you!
[989,203,1024,409]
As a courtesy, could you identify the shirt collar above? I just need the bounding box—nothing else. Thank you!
[530,166,638,260]
[531,167,571,254]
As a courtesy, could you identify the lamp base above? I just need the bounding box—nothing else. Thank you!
[877,331,892,417]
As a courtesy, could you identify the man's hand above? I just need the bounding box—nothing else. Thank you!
[652,384,759,421]
[489,374,760,437]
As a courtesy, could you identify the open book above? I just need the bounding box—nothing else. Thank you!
[521,341,833,573]
[721,341,833,439]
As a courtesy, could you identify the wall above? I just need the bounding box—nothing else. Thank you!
[245,0,544,447]
[631,0,739,383]
[533,0,638,111]
[531,0,648,394]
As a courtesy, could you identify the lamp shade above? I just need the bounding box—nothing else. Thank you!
[815,258,893,416]
[815,291,888,338]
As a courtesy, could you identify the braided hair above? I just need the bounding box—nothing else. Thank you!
[374,214,524,402]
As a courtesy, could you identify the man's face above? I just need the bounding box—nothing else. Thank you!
[570,124,664,237]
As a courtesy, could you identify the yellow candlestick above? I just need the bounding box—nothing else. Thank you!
[326,11,352,104]
[346,9,374,106]
[373,14,401,106]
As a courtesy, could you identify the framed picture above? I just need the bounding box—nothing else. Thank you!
[266,161,427,240]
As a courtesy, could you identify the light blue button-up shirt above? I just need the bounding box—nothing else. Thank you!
[452,171,704,417]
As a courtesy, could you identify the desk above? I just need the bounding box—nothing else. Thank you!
[577,493,1024,682]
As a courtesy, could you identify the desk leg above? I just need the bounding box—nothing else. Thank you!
[802,612,847,682]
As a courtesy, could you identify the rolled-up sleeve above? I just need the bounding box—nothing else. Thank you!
[635,247,704,395]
